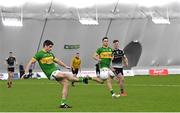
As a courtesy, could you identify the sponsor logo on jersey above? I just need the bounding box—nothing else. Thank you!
[100,52,112,58]
[40,56,54,64]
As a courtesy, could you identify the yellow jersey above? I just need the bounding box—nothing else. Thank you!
[71,57,81,69]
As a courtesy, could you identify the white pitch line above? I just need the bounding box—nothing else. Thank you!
[126,84,180,87]
[3,82,180,87]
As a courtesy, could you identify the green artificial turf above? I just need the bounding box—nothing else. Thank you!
[0,75,180,112]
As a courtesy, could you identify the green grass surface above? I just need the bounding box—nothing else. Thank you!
[0,75,180,112]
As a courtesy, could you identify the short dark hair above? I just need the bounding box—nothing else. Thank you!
[102,37,108,41]
[43,40,54,47]
[113,40,119,43]
[9,52,13,54]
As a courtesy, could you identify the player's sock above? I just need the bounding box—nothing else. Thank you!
[78,77,83,82]
[121,88,124,94]
[88,77,92,80]
[110,89,114,95]
[60,98,67,105]
[120,79,125,93]
[72,82,75,86]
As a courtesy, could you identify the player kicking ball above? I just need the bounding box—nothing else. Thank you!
[21,40,88,108]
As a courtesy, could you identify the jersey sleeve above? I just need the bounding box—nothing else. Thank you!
[51,53,57,62]
[96,48,101,55]
[122,50,125,56]
[51,53,55,60]
[33,52,41,61]
[54,58,58,62]
[71,57,75,68]
[14,57,16,62]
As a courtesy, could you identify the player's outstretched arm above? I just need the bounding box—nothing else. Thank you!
[54,58,70,69]
[21,58,36,79]
[92,53,101,62]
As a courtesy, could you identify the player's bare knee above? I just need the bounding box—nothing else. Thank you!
[56,72,66,78]
[60,78,69,86]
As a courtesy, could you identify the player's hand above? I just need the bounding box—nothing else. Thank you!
[65,66,71,70]
[110,67,115,72]
[97,59,101,63]
[21,73,28,79]
[124,63,128,67]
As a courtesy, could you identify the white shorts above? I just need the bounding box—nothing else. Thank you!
[50,70,62,80]
[98,67,115,80]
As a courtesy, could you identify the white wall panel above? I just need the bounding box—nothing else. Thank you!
[0,18,180,72]
[0,20,44,72]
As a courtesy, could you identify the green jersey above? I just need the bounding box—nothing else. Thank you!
[96,47,113,68]
[33,50,58,79]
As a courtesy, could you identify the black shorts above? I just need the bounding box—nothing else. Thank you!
[72,68,79,75]
[113,67,123,76]
[8,67,15,72]
[96,69,100,75]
